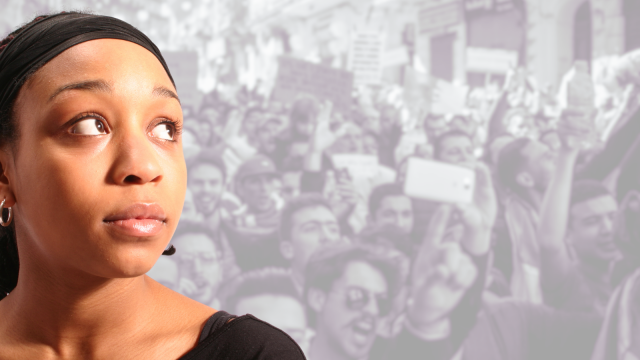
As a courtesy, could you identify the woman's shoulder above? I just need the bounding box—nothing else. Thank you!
[180,312,306,360]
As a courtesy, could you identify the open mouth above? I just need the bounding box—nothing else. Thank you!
[351,318,375,345]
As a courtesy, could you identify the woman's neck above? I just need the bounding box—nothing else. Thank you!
[0,260,160,353]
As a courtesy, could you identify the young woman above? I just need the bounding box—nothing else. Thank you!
[0,12,305,359]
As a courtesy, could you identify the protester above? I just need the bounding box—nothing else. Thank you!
[496,137,556,303]
[172,224,226,309]
[367,183,414,236]
[434,129,476,165]
[188,153,228,224]
[361,183,416,257]
[227,154,282,229]
[592,268,640,360]
[279,193,345,294]
[221,267,312,354]
[304,240,483,360]
[280,168,303,203]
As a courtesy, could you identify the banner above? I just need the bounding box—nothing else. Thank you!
[464,0,518,19]
[466,47,519,73]
[419,1,464,34]
[271,56,354,110]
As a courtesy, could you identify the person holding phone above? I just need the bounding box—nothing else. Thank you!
[0,12,304,359]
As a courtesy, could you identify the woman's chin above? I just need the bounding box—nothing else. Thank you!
[91,249,163,279]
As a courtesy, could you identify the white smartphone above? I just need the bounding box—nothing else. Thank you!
[403,157,475,204]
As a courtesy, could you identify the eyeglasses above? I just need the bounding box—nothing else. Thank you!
[334,286,391,317]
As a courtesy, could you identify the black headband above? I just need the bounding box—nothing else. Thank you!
[0,13,175,114]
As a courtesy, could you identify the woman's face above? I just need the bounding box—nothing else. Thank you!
[5,39,186,279]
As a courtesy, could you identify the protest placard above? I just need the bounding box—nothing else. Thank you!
[331,154,379,179]
[382,47,410,68]
[466,47,518,74]
[402,66,432,122]
[163,51,200,108]
[271,56,354,110]
[431,79,470,115]
[349,31,383,86]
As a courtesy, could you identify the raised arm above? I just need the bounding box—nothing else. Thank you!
[455,162,498,256]
[303,101,348,172]
[537,109,592,290]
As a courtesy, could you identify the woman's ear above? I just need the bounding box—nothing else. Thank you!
[0,149,16,207]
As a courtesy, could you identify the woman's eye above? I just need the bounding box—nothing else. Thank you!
[71,119,108,135]
[151,123,175,140]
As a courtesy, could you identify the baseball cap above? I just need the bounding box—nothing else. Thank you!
[235,155,278,183]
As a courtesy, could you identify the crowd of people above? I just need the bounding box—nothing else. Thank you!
[145,48,640,360]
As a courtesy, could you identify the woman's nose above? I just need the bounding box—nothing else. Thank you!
[109,127,163,185]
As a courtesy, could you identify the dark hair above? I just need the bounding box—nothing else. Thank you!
[368,183,408,218]
[0,14,70,298]
[279,193,333,242]
[433,129,472,160]
[570,180,612,209]
[189,151,227,181]
[496,137,531,193]
[220,267,301,313]
[303,244,403,327]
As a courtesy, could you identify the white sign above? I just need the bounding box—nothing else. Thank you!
[382,47,409,68]
[431,79,470,115]
[466,47,519,74]
[349,32,384,86]
[331,154,379,178]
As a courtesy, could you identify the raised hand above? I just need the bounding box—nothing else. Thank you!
[332,172,359,219]
[309,101,349,153]
[557,107,597,151]
[454,162,498,255]
[406,242,478,334]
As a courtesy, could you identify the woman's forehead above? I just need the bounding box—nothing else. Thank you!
[24,39,174,97]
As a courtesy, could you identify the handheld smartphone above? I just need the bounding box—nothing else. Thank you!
[403,158,475,204]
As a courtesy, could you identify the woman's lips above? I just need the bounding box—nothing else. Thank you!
[104,218,164,237]
[103,203,166,237]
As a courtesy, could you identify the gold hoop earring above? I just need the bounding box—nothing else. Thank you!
[0,198,13,227]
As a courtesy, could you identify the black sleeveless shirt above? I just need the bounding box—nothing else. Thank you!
[178,311,306,360]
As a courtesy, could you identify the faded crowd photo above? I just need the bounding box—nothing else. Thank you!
[1,0,640,359]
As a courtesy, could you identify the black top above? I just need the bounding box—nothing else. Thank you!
[178,311,306,360]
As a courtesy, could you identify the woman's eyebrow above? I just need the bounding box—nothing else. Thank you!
[152,85,181,104]
[48,81,180,104]
[48,79,112,102]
